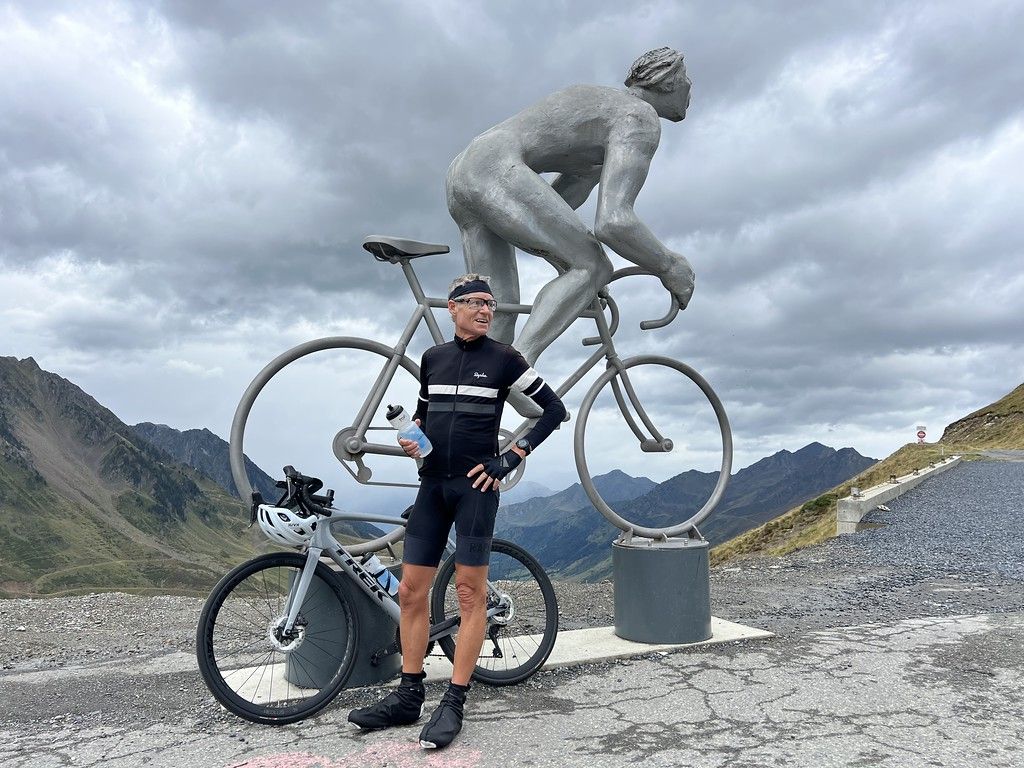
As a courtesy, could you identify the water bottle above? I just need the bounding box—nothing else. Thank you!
[386,404,432,457]
[362,553,400,598]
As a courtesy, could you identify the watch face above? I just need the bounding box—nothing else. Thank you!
[516,438,531,453]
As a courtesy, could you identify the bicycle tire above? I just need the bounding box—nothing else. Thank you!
[575,355,732,538]
[430,538,558,685]
[227,336,419,556]
[196,552,358,724]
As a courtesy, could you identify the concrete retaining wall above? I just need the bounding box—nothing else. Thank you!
[836,455,962,534]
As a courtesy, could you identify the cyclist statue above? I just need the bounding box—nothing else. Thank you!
[348,274,566,750]
[447,47,695,384]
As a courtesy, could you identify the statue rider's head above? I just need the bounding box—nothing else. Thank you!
[625,47,691,122]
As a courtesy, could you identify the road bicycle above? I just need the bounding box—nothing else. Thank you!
[196,466,558,725]
[228,234,732,545]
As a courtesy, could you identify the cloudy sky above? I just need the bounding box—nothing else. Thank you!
[2,0,1022,508]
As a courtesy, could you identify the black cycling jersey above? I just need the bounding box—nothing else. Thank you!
[412,334,566,478]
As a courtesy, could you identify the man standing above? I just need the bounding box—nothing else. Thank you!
[348,273,566,750]
[447,47,695,377]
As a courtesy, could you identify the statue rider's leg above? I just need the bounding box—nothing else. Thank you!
[467,165,613,367]
[456,221,519,345]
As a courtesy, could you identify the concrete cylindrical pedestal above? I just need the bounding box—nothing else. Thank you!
[286,560,401,689]
[613,538,711,644]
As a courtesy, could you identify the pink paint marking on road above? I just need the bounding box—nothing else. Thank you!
[230,741,483,768]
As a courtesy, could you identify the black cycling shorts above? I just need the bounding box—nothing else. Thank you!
[403,476,498,568]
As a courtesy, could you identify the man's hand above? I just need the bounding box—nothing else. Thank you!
[660,253,695,310]
[467,447,525,492]
[398,419,422,458]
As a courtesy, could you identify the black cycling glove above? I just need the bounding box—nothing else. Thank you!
[480,450,523,480]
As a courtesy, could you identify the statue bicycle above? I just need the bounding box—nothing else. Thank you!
[228,235,733,550]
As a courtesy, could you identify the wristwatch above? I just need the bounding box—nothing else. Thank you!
[515,438,532,456]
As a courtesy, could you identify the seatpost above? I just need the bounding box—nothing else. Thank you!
[401,259,446,345]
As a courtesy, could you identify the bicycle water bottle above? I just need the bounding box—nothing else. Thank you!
[362,553,400,598]
[386,404,432,457]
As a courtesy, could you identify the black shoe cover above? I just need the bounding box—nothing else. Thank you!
[348,672,425,730]
[419,684,468,749]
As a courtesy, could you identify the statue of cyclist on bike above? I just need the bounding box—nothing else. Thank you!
[447,47,695,383]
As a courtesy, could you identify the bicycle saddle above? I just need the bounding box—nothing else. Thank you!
[362,235,450,262]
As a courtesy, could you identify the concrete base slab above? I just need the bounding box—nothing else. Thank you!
[419,616,772,684]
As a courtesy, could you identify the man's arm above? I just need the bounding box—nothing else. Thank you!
[402,352,431,458]
[505,354,566,452]
[594,110,694,309]
[467,351,566,492]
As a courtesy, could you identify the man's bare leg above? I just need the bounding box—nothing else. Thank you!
[347,563,435,730]
[417,562,488,749]
[397,564,436,671]
[450,563,489,685]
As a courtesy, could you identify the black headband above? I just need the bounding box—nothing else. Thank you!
[449,280,492,300]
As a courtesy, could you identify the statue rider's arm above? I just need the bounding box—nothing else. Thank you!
[593,113,694,308]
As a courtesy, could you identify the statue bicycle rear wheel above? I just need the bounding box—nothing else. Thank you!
[574,355,732,538]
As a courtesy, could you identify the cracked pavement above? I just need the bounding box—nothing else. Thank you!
[2,459,1023,767]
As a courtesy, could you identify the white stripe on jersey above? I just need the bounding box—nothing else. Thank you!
[427,384,499,398]
[510,367,540,393]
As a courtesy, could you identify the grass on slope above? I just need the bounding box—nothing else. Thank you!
[961,383,1024,419]
[710,442,973,565]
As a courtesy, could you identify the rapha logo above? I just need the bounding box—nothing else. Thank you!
[473,372,488,379]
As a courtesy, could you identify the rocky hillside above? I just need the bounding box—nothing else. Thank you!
[132,423,280,502]
[130,422,385,541]
[497,443,875,580]
[0,357,257,597]
[940,383,1024,448]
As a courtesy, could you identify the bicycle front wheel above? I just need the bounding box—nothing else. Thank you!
[431,539,558,685]
[575,355,732,538]
[196,552,358,724]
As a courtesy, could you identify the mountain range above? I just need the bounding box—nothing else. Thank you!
[497,442,876,580]
[1,354,876,595]
[130,422,384,541]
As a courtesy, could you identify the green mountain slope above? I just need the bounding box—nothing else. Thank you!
[0,357,257,597]
[940,383,1024,448]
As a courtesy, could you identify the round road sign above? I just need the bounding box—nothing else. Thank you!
[917,430,926,439]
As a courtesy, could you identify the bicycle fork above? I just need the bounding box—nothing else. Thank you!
[608,360,673,453]
[279,547,323,638]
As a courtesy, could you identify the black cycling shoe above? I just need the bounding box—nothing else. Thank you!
[348,671,426,730]
[419,683,468,749]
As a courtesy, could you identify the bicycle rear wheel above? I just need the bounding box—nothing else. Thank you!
[196,552,358,724]
[430,539,558,685]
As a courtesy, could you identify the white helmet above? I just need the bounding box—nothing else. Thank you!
[257,504,318,547]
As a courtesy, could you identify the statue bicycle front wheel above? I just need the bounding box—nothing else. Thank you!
[196,552,359,724]
[574,355,733,538]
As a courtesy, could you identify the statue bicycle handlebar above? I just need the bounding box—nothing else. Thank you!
[229,245,732,553]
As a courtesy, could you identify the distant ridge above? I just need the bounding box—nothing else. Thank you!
[497,443,875,580]
[131,422,385,540]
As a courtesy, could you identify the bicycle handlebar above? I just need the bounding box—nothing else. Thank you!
[639,296,680,330]
[582,268,682,345]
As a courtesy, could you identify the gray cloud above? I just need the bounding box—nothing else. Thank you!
[2,0,1022,491]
